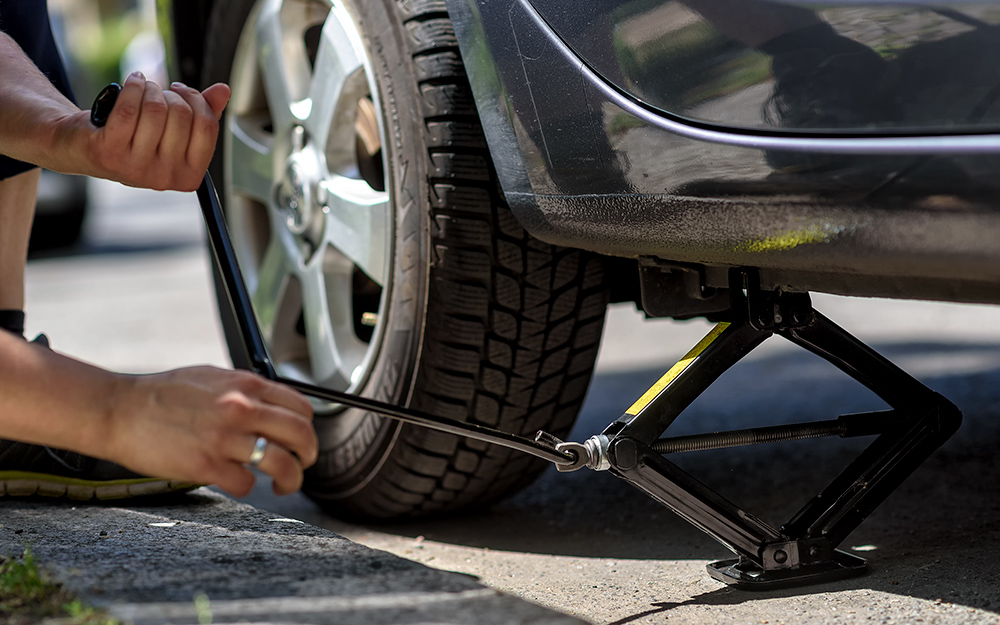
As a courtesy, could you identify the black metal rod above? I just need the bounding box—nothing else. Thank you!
[653,421,846,454]
[611,321,770,445]
[276,376,576,465]
[610,437,784,561]
[781,312,931,410]
[197,174,275,378]
[783,401,961,543]
[651,411,906,454]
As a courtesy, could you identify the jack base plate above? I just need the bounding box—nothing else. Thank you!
[707,550,867,591]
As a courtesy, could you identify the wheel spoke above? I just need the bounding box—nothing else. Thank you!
[229,0,386,394]
[255,0,308,132]
[299,261,367,389]
[320,176,390,285]
[228,115,275,204]
[250,236,294,342]
[306,8,367,168]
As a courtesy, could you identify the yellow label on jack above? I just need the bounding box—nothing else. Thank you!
[625,322,731,416]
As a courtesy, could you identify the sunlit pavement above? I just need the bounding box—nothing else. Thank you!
[26,178,1000,624]
[25,179,229,372]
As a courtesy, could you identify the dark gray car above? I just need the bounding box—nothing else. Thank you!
[158,0,1000,521]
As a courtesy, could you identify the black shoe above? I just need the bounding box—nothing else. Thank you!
[0,440,199,500]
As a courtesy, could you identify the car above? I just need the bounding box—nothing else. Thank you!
[157,0,1000,525]
[31,170,88,252]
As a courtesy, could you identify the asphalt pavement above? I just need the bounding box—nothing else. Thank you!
[0,489,584,625]
[14,178,1000,624]
[246,298,1000,625]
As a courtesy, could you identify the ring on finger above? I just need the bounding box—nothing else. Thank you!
[248,436,268,468]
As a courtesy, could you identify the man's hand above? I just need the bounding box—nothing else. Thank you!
[0,32,228,190]
[71,72,231,191]
[0,332,317,497]
[19,70,230,191]
[107,367,318,497]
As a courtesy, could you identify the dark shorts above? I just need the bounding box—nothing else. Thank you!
[0,0,76,180]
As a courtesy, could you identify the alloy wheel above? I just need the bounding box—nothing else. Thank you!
[224,0,391,395]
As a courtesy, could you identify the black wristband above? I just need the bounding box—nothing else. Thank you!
[0,310,26,338]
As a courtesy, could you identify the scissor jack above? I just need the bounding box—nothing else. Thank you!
[193,144,960,587]
[89,81,963,590]
[543,269,962,589]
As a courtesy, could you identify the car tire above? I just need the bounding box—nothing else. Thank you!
[202,0,609,518]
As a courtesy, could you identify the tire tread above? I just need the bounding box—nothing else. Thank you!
[349,0,608,517]
[204,0,610,519]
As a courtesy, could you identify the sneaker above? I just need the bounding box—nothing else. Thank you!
[0,440,199,500]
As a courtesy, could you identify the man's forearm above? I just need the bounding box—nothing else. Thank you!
[0,330,120,460]
[0,31,81,174]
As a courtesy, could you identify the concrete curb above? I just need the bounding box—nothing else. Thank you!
[0,488,590,625]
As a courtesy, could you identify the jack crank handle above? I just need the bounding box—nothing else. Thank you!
[89,82,121,127]
[90,83,276,378]
[88,83,576,467]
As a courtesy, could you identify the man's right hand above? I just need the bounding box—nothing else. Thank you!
[106,366,318,497]
[60,72,231,191]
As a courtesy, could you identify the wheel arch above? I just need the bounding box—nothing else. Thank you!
[441,0,535,202]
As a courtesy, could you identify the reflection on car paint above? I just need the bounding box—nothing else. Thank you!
[528,0,1000,133]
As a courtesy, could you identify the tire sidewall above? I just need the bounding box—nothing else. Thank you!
[310,0,432,500]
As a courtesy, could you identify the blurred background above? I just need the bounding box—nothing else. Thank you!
[33,0,167,253]
[25,0,230,372]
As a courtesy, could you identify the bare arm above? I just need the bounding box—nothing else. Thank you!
[0,30,229,191]
[0,29,317,497]
[0,330,317,496]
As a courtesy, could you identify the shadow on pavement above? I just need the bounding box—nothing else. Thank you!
[284,339,1000,613]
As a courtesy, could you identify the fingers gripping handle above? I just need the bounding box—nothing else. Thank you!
[88,82,276,378]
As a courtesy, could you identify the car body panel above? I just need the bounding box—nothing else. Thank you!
[160,0,1000,305]
[446,0,1000,303]
[527,0,1000,134]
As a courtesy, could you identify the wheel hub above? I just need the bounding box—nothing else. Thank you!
[276,159,312,235]
[275,125,326,239]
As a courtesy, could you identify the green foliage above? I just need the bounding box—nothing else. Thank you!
[72,13,143,99]
[0,547,118,625]
[0,548,53,608]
